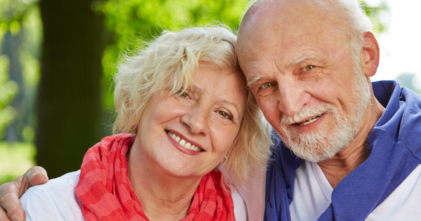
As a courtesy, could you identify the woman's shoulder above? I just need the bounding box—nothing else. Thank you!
[20,170,84,221]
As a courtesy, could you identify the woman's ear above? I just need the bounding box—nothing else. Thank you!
[360,31,380,77]
[213,156,227,171]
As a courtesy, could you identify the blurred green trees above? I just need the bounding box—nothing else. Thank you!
[0,0,389,178]
[0,0,40,141]
[0,58,18,136]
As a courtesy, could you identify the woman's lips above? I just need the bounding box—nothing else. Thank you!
[166,130,204,155]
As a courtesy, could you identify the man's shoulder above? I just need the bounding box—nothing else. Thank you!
[20,170,83,221]
[31,170,80,191]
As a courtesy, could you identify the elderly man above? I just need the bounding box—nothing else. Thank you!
[1,0,421,220]
[236,0,421,220]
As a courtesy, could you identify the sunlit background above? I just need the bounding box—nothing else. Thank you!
[369,0,421,91]
[0,0,419,184]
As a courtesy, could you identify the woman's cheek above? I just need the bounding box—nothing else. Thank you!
[209,116,238,152]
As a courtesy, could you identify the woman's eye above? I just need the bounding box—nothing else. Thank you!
[303,65,314,71]
[218,111,232,120]
[177,91,189,98]
[260,83,273,89]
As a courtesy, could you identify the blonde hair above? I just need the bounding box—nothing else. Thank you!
[113,26,271,189]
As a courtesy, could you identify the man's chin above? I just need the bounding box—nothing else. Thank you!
[287,144,344,163]
[281,133,351,163]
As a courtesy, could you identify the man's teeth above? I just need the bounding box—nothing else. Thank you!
[297,114,322,126]
[167,132,202,152]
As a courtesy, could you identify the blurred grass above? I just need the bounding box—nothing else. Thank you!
[0,142,35,185]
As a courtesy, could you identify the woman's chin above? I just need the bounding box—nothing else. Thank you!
[155,158,213,179]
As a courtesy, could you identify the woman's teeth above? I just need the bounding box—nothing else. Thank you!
[167,132,202,152]
[297,114,322,126]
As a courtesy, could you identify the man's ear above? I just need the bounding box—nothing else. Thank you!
[361,31,380,77]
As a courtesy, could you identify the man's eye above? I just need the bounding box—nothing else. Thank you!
[218,111,232,120]
[260,83,273,89]
[303,65,314,71]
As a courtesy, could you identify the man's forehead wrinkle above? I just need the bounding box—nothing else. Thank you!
[242,35,283,60]
[240,5,331,58]
[244,61,265,80]
[239,0,344,82]
[238,20,286,58]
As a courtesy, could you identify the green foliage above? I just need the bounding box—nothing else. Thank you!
[20,7,42,87]
[0,56,18,137]
[97,0,250,114]
[0,1,41,140]
[0,174,16,185]
[0,0,37,34]
[360,0,389,34]
[0,142,36,184]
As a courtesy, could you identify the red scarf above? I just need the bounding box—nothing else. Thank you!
[76,133,235,221]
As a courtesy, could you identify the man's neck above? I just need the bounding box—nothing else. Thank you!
[318,96,385,188]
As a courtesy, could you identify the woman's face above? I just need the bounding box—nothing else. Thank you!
[136,64,247,178]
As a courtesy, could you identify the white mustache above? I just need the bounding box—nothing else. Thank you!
[280,103,335,125]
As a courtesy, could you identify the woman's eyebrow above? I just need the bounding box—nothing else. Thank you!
[216,99,241,114]
[191,85,202,94]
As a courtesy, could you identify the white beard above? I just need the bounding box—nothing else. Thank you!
[278,69,371,162]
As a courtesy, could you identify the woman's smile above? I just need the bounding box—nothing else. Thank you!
[166,130,204,154]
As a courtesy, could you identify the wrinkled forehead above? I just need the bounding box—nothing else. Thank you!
[238,0,345,53]
[237,0,350,75]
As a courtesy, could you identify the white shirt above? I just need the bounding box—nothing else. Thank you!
[20,170,248,221]
[240,161,421,221]
[290,161,421,221]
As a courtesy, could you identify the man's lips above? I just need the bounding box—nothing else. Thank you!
[294,114,324,126]
[166,130,204,152]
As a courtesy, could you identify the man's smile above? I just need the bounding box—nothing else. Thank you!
[296,114,323,126]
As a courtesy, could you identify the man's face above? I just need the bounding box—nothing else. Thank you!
[237,1,371,162]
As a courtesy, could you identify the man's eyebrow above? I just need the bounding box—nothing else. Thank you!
[247,76,263,87]
[291,54,316,66]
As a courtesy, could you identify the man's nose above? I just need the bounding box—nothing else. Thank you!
[277,79,310,116]
[180,104,209,135]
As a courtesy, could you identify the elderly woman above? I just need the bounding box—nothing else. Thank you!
[0,26,271,221]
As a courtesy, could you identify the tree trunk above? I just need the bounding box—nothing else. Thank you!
[36,0,103,178]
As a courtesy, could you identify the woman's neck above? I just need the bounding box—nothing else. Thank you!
[127,138,202,221]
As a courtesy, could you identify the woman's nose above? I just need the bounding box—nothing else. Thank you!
[180,104,209,135]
